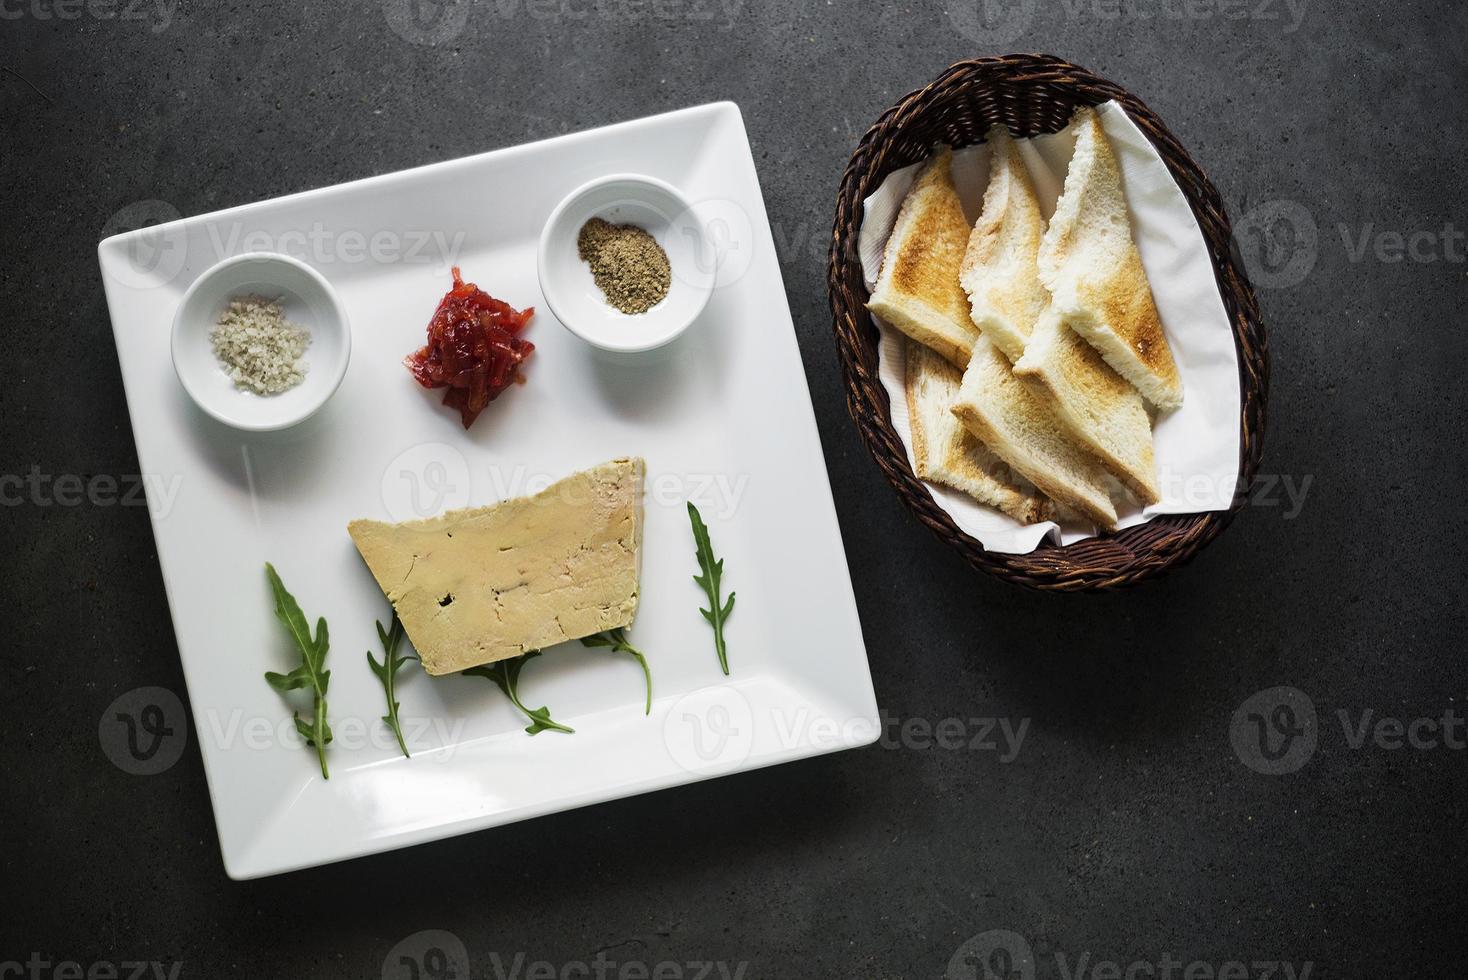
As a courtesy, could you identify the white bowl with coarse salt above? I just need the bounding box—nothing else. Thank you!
[537,173,715,353]
[171,252,351,431]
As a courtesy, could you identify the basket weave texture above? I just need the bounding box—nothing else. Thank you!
[827,55,1269,591]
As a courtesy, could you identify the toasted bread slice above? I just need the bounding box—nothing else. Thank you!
[1039,109,1183,411]
[951,335,1118,528]
[1014,308,1160,505]
[867,145,978,368]
[959,127,1050,364]
[904,341,1053,525]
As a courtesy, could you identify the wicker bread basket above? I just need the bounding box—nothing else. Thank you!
[828,55,1269,591]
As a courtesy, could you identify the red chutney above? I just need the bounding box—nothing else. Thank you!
[405,267,535,429]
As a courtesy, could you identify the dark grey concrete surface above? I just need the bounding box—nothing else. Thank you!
[3,1,1466,977]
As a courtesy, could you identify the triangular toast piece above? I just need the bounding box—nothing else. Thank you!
[1038,108,1182,411]
[952,335,1118,528]
[1014,308,1160,505]
[905,341,1053,525]
[959,126,1050,364]
[867,145,978,368]
[349,458,644,675]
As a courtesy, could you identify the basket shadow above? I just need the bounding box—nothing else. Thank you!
[851,520,1242,748]
[973,584,1236,744]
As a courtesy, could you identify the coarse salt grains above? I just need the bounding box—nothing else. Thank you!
[210,296,312,395]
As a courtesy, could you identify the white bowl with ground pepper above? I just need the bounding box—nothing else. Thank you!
[537,174,714,353]
[171,252,351,431]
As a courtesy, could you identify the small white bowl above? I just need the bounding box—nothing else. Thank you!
[171,252,351,431]
[537,173,714,353]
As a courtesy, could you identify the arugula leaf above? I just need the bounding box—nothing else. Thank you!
[464,651,574,735]
[263,562,332,780]
[367,612,416,758]
[582,628,652,715]
[687,501,735,675]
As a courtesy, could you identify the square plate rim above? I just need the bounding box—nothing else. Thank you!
[96,100,880,880]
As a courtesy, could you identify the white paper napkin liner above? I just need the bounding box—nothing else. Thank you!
[857,101,1242,555]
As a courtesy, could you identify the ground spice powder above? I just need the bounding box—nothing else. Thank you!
[577,217,672,315]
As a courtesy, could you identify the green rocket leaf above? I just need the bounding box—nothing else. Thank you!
[687,502,735,675]
[581,628,652,715]
[263,562,332,780]
[367,611,416,758]
[464,651,573,735]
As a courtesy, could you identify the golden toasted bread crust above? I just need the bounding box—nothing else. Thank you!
[951,338,1119,529]
[905,341,1053,524]
[905,346,936,476]
[1041,110,1182,410]
[1014,318,1160,506]
[889,148,971,324]
[868,145,977,368]
[872,295,974,367]
[1078,249,1172,376]
[951,399,1115,529]
[960,127,1050,364]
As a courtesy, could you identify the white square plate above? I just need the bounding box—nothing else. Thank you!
[98,103,878,880]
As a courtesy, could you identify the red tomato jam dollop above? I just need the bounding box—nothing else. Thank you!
[405,267,535,429]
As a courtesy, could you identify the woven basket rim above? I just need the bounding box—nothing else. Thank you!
[826,54,1269,591]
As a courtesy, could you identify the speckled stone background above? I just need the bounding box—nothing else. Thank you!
[3,1,1466,977]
